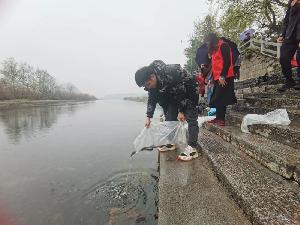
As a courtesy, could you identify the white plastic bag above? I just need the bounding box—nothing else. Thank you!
[133,121,188,155]
[241,109,291,133]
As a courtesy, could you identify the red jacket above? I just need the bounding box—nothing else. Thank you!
[195,73,206,97]
[211,40,234,81]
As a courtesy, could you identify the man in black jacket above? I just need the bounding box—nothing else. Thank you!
[278,0,300,92]
[135,60,200,161]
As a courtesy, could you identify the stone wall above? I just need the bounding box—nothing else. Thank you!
[239,50,281,80]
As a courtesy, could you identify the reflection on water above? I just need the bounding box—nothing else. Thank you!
[0,100,158,225]
[0,103,90,143]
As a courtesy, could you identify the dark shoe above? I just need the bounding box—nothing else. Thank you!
[277,79,296,92]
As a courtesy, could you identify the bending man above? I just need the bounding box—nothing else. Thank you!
[135,60,200,161]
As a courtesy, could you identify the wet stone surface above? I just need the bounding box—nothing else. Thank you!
[82,170,159,225]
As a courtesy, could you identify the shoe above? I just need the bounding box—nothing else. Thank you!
[158,144,176,152]
[208,118,218,124]
[277,79,296,92]
[216,120,225,127]
[177,145,199,161]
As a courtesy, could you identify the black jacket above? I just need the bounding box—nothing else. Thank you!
[281,1,300,40]
[146,60,199,118]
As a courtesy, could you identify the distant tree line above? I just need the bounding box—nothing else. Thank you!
[184,0,288,72]
[0,57,97,101]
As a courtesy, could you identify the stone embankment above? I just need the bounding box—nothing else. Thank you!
[158,77,300,225]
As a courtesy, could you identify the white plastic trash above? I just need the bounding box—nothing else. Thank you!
[241,109,291,133]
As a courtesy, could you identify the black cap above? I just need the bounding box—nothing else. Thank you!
[135,66,155,87]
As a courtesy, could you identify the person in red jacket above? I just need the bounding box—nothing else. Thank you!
[205,33,237,126]
[195,73,206,97]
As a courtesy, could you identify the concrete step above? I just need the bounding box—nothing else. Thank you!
[200,129,300,225]
[232,104,300,120]
[158,151,251,225]
[202,122,300,184]
[225,112,300,150]
[242,97,300,109]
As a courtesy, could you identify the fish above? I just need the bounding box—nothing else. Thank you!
[130,144,174,158]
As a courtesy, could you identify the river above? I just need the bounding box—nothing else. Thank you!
[0,100,158,225]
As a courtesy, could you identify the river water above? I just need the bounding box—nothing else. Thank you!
[0,100,158,225]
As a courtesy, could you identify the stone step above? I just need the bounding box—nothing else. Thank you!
[242,97,300,109]
[243,91,300,100]
[234,76,284,91]
[202,122,300,184]
[200,129,300,225]
[232,104,300,120]
[225,112,300,150]
[235,83,300,96]
[158,151,251,225]
[235,84,283,95]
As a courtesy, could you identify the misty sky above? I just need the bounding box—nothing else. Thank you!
[0,0,209,97]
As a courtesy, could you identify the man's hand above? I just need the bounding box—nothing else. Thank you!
[178,112,185,122]
[219,78,227,87]
[277,36,284,43]
[145,117,151,128]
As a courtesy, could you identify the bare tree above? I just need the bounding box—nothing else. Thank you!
[35,69,57,98]
[0,58,19,97]
[0,57,95,101]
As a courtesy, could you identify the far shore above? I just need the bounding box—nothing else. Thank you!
[123,96,147,103]
[0,99,97,110]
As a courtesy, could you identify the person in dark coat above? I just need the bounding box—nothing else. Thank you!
[135,60,200,161]
[221,37,241,80]
[205,33,237,126]
[277,0,300,91]
[195,43,211,80]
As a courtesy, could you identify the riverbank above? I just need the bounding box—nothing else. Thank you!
[0,99,97,110]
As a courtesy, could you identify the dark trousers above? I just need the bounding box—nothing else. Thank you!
[216,106,226,121]
[280,37,300,80]
[163,102,199,148]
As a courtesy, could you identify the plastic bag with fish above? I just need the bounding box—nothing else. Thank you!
[131,122,187,157]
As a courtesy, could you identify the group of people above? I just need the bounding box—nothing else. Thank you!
[134,33,236,161]
[134,0,300,161]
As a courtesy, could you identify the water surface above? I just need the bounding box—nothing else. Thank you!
[0,100,158,225]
